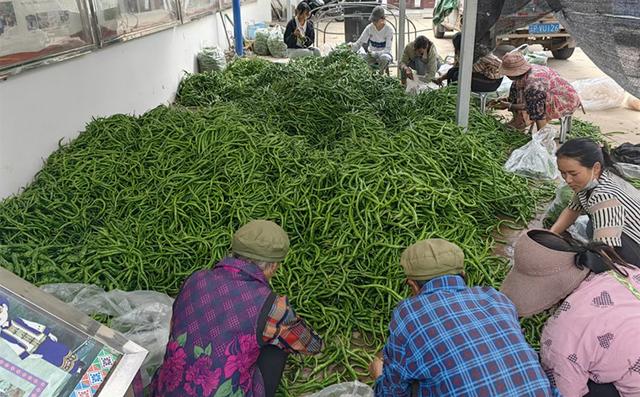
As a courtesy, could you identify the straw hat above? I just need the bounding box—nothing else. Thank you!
[500,229,589,317]
[500,52,532,77]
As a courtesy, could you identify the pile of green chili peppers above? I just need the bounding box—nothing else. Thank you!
[0,48,601,396]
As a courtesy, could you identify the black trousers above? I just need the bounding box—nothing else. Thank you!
[256,293,289,397]
[616,233,640,267]
[585,219,640,267]
[445,67,503,92]
[585,380,620,397]
[257,345,288,397]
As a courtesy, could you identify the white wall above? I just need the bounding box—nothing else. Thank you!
[0,0,270,199]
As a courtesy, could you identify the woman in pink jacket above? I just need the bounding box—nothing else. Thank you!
[502,229,640,397]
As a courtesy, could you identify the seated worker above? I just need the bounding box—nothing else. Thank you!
[502,229,640,397]
[151,220,322,397]
[350,6,394,75]
[491,51,581,130]
[434,32,503,92]
[399,35,439,85]
[370,239,560,396]
[551,138,640,266]
[284,2,321,58]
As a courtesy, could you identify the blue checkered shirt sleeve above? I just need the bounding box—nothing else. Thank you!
[374,308,412,397]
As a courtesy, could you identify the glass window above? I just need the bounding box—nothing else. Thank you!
[0,0,95,74]
[92,0,179,44]
[180,0,217,22]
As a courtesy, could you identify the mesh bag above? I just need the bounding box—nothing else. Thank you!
[555,0,640,98]
[475,0,640,98]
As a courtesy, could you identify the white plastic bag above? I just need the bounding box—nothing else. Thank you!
[405,75,437,95]
[437,62,453,77]
[571,77,626,111]
[197,46,227,72]
[568,215,591,244]
[615,162,640,180]
[307,381,374,397]
[254,28,271,55]
[267,26,288,58]
[504,126,559,180]
[483,77,513,102]
[510,44,547,64]
[40,283,173,386]
[288,48,317,59]
[524,51,548,65]
[624,94,640,111]
[321,43,335,56]
[496,77,513,98]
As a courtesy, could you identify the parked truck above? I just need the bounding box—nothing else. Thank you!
[494,0,576,60]
[433,0,576,59]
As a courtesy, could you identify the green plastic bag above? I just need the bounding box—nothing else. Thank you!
[433,0,459,25]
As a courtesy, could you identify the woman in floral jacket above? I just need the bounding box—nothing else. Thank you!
[151,220,323,397]
[492,52,581,131]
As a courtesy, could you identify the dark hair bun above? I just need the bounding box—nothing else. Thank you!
[575,250,609,274]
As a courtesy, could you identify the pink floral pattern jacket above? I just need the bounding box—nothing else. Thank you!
[151,257,274,397]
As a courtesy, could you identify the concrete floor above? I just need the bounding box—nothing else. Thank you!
[314,10,640,144]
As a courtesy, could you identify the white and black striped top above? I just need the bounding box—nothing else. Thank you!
[569,170,640,247]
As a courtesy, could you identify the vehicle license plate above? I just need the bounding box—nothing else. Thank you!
[528,22,561,34]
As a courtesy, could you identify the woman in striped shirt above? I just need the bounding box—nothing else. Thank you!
[550,138,640,266]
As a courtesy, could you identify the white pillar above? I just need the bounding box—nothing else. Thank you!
[398,0,406,78]
[455,0,477,129]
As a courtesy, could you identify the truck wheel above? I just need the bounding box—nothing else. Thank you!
[551,47,575,60]
[433,23,445,38]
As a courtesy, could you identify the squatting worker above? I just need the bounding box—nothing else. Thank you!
[350,6,394,74]
[551,138,640,266]
[399,35,438,85]
[370,239,560,396]
[151,220,322,397]
[284,2,321,58]
[492,51,581,130]
[502,229,640,397]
